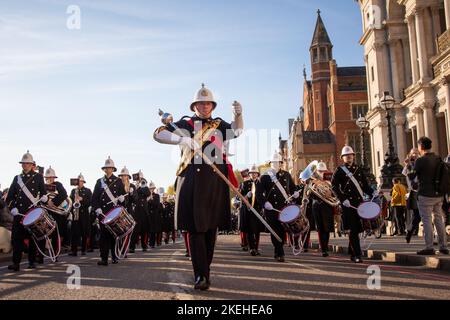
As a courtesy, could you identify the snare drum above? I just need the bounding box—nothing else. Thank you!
[278,205,309,235]
[22,207,57,240]
[102,206,136,238]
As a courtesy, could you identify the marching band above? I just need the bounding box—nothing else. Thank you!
[2,84,448,293]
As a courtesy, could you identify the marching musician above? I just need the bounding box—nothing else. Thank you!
[238,164,265,256]
[147,181,162,248]
[256,152,300,262]
[6,151,48,271]
[312,162,335,257]
[42,166,68,262]
[331,146,375,263]
[92,157,127,266]
[129,171,150,253]
[161,194,176,244]
[69,174,92,256]
[153,83,243,290]
[238,169,250,252]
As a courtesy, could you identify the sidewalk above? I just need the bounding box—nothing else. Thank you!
[310,234,450,272]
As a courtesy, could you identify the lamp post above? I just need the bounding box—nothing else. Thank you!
[356,114,377,187]
[379,91,404,190]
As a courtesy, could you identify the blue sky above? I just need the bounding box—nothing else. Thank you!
[0,0,365,192]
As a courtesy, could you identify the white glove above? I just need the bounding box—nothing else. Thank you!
[372,190,379,198]
[95,208,103,216]
[11,208,19,217]
[40,195,48,203]
[342,200,351,208]
[292,191,300,199]
[179,136,201,150]
[118,195,125,203]
[232,101,242,116]
[264,202,274,211]
[246,191,253,198]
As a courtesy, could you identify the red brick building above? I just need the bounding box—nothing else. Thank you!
[287,10,371,182]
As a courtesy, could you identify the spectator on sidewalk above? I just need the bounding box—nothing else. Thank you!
[391,178,407,236]
[407,137,449,255]
[403,148,421,243]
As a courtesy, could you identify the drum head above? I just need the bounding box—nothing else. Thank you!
[23,208,44,226]
[279,205,301,223]
[358,202,381,220]
[103,207,122,224]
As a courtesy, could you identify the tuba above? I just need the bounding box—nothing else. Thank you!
[299,161,340,207]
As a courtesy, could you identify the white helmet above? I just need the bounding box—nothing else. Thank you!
[138,170,144,179]
[19,150,35,165]
[44,166,57,179]
[270,151,283,163]
[341,146,355,158]
[149,181,156,189]
[102,156,117,172]
[317,161,328,172]
[190,83,217,111]
[78,173,86,183]
[248,164,260,175]
[119,166,131,178]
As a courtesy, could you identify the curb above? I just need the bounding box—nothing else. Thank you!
[310,243,450,272]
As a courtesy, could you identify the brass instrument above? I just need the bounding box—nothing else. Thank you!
[299,161,340,207]
[41,184,72,216]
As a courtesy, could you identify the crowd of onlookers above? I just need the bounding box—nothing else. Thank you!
[378,137,449,254]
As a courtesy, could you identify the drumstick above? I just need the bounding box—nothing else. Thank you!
[106,194,129,206]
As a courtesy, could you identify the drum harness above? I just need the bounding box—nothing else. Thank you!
[340,166,377,250]
[101,178,135,259]
[267,171,309,256]
[18,175,61,262]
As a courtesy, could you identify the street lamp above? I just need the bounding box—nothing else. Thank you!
[379,91,404,190]
[380,91,396,159]
[356,115,370,168]
[356,114,377,187]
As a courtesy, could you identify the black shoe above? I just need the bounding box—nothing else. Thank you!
[81,252,86,256]
[97,260,108,266]
[8,264,20,271]
[439,248,449,255]
[68,252,77,257]
[142,247,148,252]
[185,252,190,257]
[242,246,248,252]
[250,249,257,256]
[112,259,119,264]
[303,249,309,253]
[277,256,285,263]
[354,256,363,263]
[406,231,413,244]
[417,249,435,256]
[26,263,36,269]
[36,257,44,264]
[255,250,261,256]
[350,256,356,262]
[322,252,329,257]
[194,276,209,290]
[87,249,94,253]
[129,249,135,253]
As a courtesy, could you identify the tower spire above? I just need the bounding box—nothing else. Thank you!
[310,9,332,48]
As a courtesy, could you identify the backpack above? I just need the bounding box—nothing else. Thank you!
[435,158,450,196]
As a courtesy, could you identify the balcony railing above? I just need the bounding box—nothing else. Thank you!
[438,29,450,53]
